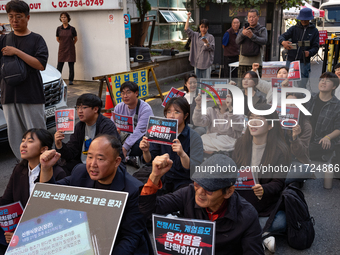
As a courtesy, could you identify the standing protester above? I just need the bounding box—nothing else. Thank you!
[279,8,319,89]
[222,17,240,78]
[56,11,77,85]
[0,0,48,160]
[185,12,215,78]
[236,9,267,79]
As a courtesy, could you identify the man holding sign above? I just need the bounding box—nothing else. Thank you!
[39,134,152,255]
[139,154,264,254]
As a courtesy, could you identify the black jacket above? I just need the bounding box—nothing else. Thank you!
[57,113,121,173]
[139,184,264,255]
[279,22,319,63]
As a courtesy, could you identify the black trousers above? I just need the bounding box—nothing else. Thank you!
[57,62,75,81]
[224,55,239,79]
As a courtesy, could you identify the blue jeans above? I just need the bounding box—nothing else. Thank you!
[195,67,211,79]
[286,61,310,89]
[259,210,287,234]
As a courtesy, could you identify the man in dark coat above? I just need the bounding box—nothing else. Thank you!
[279,8,319,88]
[54,93,121,174]
[139,154,264,255]
[39,134,152,255]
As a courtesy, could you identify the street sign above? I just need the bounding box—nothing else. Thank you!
[124,14,131,38]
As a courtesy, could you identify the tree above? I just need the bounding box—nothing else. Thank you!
[133,0,151,46]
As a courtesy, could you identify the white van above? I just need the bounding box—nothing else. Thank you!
[316,0,340,36]
[0,64,68,142]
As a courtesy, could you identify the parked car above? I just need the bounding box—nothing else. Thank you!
[0,63,68,142]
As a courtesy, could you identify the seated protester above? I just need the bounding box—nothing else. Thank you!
[242,71,266,115]
[0,129,66,247]
[232,104,290,253]
[113,81,153,165]
[305,72,340,161]
[252,63,290,104]
[333,63,340,99]
[139,154,264,255]
[193,93,244,153]
[284,93,314,186]
[39,134,152,255]
[140,97,203,193]
[55,93,120,175]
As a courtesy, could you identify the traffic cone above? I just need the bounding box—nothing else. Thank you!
[103,77,114,118]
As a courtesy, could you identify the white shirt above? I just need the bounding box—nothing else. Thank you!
[28,164,41,195]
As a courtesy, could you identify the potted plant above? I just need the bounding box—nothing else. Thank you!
[130,0,151,47]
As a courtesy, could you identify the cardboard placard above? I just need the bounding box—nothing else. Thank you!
[319,30,328,45]
[112,112,134,133]
[55,109,75,134]
[5,183,128,255]
[0,202,23,233]
[271,78,293,93]
[153,214,215,255]
[111,70,148,104]
[146,116,178,146]
[235,168,256,190]
[199,79,229,101]
[276,106,300,130]
[288,61,301,81]
[162,87,185,107]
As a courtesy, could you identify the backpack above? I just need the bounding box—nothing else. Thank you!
[1,32,27,86]
[263,185,315,250]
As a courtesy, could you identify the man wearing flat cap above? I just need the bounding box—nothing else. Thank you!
[279,8,319,88]
[139,154,264,255]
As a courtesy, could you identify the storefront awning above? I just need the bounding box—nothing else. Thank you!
[283,2,325,20]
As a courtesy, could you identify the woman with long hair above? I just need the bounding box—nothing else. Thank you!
[140,97,203,193]
[232,104,290,253]
[0,129,66,247]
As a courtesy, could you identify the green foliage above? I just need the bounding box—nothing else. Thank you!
[134,0,151,19]
[277,0,304,10]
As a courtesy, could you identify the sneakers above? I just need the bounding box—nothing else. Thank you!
[69,81,73,85]
[126,156,140,168]
[263,236,276,253]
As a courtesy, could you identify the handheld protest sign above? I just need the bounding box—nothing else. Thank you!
[153,214,215,255]
[5,183,128,255]
[112,112,134,133]
[0,202,23,233]
[55,109,75,134]
[146,116,178,146]
[276,106,300,130]
[271,78,293,93]
[288,61,301,81]
[199,79,229,102]
[162,87,185,107]
[235,168,256,190]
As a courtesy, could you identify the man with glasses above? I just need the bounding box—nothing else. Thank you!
[139,154,264,254]
[113,81,153,167]
[55,93,120,175]
[0,0,48,159]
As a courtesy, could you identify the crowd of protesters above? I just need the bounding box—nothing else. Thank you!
[1,0,340,254]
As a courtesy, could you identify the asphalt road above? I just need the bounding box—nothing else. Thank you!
[0,61,339,254]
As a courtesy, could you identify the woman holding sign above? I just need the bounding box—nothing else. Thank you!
[140,97,203,193]
[0,129,66,248]
[232,104,290,253]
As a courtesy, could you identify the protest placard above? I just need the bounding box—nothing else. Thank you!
[271,78,293,93]
[235,168,256,190]
[0,202,23,233]
[162,87,185,107]
[319,30,327,45]
[5,183,128,255]
[55,109,75,134]
[146,116,178,146]
[112,112,134,133]
[288,61,301,81]
[276,106,300,130]
[199,79,229,101]
[111,70,148,104]
[153,214,215,255]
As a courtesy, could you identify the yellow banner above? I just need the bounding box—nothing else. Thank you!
[111,69,148,104]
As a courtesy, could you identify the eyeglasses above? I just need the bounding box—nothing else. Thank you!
[121,90,133,96]
[193,182,213,195]
[335,68,340,72]
[75,106,89,111]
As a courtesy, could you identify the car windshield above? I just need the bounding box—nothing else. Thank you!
[324,6,340,23]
